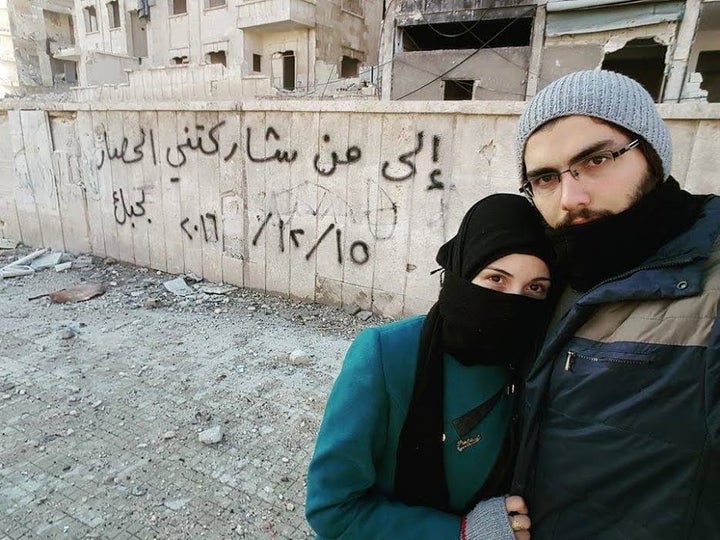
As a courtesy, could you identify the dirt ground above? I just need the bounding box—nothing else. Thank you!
[0,246,385,539]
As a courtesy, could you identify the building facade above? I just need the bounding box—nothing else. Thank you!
[70,0,382,96]
[0,0,77,96]
[380,0,720,102]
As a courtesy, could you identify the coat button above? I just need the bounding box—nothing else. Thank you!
[677,280,688,290]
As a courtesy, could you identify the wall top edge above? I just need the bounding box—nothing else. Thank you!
[0,99,527,115]
[0,100,719,119]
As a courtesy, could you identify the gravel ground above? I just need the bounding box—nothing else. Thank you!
[0,246,387,539]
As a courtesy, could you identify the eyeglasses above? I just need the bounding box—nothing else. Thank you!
[519,139,640,200]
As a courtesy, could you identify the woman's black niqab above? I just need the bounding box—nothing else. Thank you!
[393,193,554,511]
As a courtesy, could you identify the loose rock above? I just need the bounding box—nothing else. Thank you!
[198,425,224,445]
[356,310,373,321]
[288,349,311,366]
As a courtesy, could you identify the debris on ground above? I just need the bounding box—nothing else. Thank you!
[198,425,224,445]
[30,251,63,271]
[29,282,106,304]
[356,310,373,321]
[0,238,19,249]
[1,244,392,538]
[200,284,238,295]
[288,349,312,366]
[163,276,194,296]
[0,247,48,278]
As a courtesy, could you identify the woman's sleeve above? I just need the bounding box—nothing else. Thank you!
[306,327,461,540]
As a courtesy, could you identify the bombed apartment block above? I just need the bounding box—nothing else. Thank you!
[0,0,77,96]
[0,0,384,100]
[381,0,720,103]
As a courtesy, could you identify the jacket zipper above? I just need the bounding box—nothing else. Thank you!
[564,350,654,372]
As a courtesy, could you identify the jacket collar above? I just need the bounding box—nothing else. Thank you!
[576,195,720,306]
[529,195,720,380]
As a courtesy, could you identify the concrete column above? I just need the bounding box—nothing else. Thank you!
[663,0,702,102]
[378,1,397,101]
[33,6,54,86]
[525,1,546,99]
[308,27,316,90]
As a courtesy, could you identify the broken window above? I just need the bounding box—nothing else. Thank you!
[205,0,226,8]
[401,17,532,51]
[207,51,227,67]
[172,55,189,64]
[696,50,720,102]
[84,6,98,33]
[601,39,667,102]
[108,1,121,29]
[171,0,187,15]
[341,55,360,78]
[443,79,473,100]
[253,54,262,73]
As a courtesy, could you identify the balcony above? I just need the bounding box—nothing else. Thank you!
[52,45,81,62]
[237,0,315,31]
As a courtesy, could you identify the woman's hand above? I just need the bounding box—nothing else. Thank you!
[461,495,531,540]
[505,496,531,540]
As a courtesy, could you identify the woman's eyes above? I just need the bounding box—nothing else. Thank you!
[479,274,549,299]
[528,282,546,293]
[528,282,547,295]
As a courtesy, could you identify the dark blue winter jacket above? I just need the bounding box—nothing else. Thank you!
[513,196,720,539]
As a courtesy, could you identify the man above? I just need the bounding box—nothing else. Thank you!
[512,69,720,539]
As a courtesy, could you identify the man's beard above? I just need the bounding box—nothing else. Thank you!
[546,176,705,291]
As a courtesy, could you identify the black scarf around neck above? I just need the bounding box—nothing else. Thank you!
[547,177,707,292]
[393,194,554,511]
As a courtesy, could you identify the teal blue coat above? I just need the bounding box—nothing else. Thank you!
[306,315,512,539]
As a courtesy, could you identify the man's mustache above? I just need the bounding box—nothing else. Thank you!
[559,208,613,227]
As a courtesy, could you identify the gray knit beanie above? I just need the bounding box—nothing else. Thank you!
[516,70,671,181]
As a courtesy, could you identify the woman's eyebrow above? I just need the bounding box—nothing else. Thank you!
[484,267,512,277]
[532,277,552,282]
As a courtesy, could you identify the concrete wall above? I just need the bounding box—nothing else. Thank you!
[2,100,719,318]
[82,50,137,85]
[70,64,275,102]
[391,48,530,100]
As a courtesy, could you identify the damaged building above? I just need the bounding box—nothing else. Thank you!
[0,0,77,96]
[380,0,720,102]
[0,0,383,97]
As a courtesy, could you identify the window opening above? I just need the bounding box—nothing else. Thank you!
[84,6,98,33]
[696,50,720,102]
[401,17,532,51]
[282,51,295,90]
[341,55,360,78]
[171,0,187,15]
[108,1,121,29]
[601,39,666,102]
[207,50,227,67]
[443,79,473,100]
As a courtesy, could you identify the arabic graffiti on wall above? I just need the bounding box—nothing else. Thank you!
[98,116,447,269]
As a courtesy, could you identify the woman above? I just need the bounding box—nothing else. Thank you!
[306,194,554,540]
